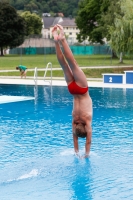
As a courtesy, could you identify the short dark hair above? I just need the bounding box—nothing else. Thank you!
[16,66,19,70]
[74,123,87,138]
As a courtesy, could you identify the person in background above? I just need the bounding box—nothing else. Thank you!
[16,65,27,78]
[52,24,93,158]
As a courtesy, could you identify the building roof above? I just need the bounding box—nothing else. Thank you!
[42,17,76,29]
[42,17,62,29]
[58,18,76,27]
[42,17,54,29]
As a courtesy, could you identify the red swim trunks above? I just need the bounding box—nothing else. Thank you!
[68,81,88,95]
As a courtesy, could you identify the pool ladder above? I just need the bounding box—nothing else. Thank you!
[34,62,52,85]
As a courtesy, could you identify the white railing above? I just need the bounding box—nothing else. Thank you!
[44,62,52,86]
[34,67,38,85]
[34,63,52,85]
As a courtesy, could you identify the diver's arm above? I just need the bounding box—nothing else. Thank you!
[72,121,79,155]
[84,124,92,158]
[73,133,79,154]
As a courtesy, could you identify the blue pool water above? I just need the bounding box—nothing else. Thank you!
[0,84,133,200]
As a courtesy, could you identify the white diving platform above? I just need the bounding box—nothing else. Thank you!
[0,95,35,104]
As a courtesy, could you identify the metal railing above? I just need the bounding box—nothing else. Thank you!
[44,62,52,85]
[34,62,52,85]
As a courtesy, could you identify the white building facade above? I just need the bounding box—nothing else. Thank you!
[42,17,80,44]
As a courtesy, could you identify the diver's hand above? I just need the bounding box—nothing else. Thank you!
[56,24,65,41]
[75,152,81,159]
[52,25,59,42]
[81,154,89,159]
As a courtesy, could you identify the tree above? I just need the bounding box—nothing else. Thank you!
[101,0,121,41]
[24,2,38,13]
[13,0,25,10]
[109,0,133,63]
[75,0,110,44]
[9,0,80,17]
[21,11,42,36]
[0,2,26,56]
[75,0,122,44]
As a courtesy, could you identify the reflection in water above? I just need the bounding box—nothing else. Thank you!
[71,159,92,200]
[43,85,53,104]
[34,85,38,106]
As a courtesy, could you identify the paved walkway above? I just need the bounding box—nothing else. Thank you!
[0,76,133,88]
[0,66,133,88]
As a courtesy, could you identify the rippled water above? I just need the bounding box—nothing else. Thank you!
[0,85,133,200]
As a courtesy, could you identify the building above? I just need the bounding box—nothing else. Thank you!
[41,17,80,44]
[41,17,62,39]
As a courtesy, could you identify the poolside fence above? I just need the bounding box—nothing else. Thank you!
[9,36,112,55]
[9,45,112,55]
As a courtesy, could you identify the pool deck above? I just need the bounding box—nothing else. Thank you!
[1,65,133,88]
[0,76,133,88]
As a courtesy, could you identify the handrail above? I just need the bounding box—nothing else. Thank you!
[34,67,38,85]
[33,63,52,86]
[44,62,52,86]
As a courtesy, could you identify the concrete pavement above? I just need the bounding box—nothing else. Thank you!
[0,76,133,88]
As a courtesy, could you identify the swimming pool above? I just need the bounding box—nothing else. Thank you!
[0,84,133,200]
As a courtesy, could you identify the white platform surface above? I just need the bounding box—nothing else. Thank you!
[0,95,35,104]
[0,78,133,88]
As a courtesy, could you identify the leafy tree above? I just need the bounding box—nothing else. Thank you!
[109,0,133,63]
[24,2,38,13]
[67,0,80,17]
[58,2,68,17]
[101,0,121,41]
[51,6,58,13]
[9,0,80,17]
[75,0,122,44]
[0,2,26,56]
[21,11,42,36]
[75,0,109,44]
[14,0,25,10]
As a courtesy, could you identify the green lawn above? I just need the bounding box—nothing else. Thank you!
[0,54,133,78]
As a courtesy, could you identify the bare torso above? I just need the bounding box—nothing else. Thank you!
[72,92,92,124]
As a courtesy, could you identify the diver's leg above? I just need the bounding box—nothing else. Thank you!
[57,24,88,87]
[52,26,74,84]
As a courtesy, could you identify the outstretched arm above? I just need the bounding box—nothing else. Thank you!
[73,133,79,154]
[73,124,92,159]
[84,123,92,158]
[72,120,80,157]
[72,121,79,153]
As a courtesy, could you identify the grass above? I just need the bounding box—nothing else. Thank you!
[0,54,59,69]
[0,54,133,78]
